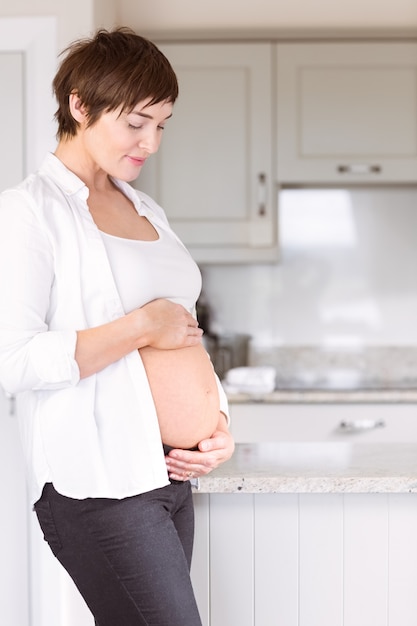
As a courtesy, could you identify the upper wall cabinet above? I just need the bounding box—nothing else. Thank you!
[135,43,277,263]
[276,42,417,184]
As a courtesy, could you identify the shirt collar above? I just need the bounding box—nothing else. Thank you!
[39,152,88,196]
[39,152,148,217]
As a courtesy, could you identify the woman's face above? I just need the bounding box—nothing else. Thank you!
[82,98,173,182]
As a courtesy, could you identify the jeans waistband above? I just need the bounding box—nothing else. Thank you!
[163,444,200,490]
[163,444,199,455]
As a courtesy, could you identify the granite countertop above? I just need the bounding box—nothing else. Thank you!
[196,442,417,494]
[226,387,417,404]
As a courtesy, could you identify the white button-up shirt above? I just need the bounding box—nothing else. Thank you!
[0,153,228,504]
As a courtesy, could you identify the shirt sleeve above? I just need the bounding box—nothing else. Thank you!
[0,189,80,394]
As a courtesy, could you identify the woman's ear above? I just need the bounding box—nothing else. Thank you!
[68,92,88,124]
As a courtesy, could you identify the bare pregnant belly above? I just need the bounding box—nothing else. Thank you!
[139,343,220,449]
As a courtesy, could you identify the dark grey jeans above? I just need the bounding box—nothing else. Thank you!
[34,479,202,626]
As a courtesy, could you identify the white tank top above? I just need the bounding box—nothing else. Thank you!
[100,222,202,314]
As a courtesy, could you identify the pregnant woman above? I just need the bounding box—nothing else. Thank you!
[0,28,234,626]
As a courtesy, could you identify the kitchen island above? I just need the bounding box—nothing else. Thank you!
[197,440,417,493]
[191,442,417,626]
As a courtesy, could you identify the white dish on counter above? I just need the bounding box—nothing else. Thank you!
[222,366,276,395]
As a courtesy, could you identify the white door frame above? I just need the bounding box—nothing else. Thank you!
[0,16,57,175]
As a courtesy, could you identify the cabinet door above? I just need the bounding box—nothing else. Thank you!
[136,43,277,263]
[229,402,417,443]
[277,42,417,183]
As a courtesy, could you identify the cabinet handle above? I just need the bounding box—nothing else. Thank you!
[337,164,382,175]
[257,173,267,216]
[339,419,385,433]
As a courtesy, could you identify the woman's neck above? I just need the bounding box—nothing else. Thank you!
[54,138,110,192]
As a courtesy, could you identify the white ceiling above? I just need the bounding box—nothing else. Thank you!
[117,0,417,34]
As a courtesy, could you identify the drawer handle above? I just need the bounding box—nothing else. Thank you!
[337,164,381,175]
[257,172,267,216]
[339,419,385,433]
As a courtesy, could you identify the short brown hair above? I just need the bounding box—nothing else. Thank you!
[53,27,178,140]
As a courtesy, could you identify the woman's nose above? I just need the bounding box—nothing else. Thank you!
[139,129,160,154]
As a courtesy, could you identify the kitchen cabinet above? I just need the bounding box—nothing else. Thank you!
[136,42,278,263]
[192,491,417,626]
[136,40,417,258]
[276,42,417,184]
[228,401,417,443]
[191,442,417,626]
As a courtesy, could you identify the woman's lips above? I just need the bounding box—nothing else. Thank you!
[127,156,146,166]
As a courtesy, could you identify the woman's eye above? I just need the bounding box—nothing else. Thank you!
[128,123,165,131]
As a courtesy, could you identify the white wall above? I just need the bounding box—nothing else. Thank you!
[200,187,417,348]
[0,0,117,49]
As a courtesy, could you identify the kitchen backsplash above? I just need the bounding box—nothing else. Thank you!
[249,345,417,388]
[200,186,417,350]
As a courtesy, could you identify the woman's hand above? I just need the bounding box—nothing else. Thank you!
[165,414,235,481]
[138,299,203,350]
[75,299,202,378]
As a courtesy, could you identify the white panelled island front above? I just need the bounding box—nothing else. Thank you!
[191,441,417,626]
